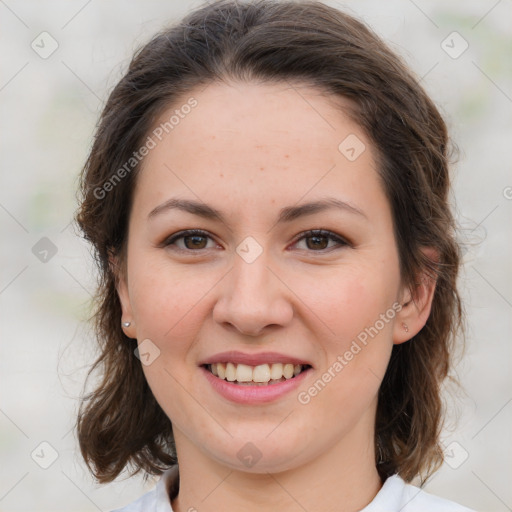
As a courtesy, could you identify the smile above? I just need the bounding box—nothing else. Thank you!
[201,362,312,404]
[205,362,311,386]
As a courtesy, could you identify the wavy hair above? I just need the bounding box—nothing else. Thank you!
[75,0,463,484]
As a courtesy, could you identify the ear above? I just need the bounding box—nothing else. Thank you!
[109,251,137,339]
[393,247,438,345]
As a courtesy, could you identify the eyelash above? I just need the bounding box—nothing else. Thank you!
[162,229,350,253]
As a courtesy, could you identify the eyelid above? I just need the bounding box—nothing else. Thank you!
[161,228,351,252]
[160,229,217,249]
[290,229,351,251]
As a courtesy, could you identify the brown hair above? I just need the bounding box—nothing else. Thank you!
[75,0,463,485]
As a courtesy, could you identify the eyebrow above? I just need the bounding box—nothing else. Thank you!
[148,197,367,223]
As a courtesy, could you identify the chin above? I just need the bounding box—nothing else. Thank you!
[206,434,310,474]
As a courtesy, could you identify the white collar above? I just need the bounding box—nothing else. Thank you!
[128,466,474,512]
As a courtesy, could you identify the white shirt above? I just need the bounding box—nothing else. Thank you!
[111,466,476,512]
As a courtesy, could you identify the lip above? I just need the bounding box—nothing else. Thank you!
[201,365,312,404]
[198,350,313,367]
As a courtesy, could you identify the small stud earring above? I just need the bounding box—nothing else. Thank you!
[122,321,131,328]
[401,322,409,333]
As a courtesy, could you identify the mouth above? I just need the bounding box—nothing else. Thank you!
[202,362,312,386]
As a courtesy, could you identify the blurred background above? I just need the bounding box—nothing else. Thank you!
[0,0,511,510]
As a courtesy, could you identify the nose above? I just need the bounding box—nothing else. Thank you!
[212,250,294,337]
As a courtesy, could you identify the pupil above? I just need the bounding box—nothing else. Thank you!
[186,235,206,249]
[308,235,327,250]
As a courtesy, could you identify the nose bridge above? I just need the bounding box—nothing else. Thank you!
[232,249,272,300]
[213,243,293,334]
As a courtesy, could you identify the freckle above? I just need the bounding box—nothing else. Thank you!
[260,167,265,171]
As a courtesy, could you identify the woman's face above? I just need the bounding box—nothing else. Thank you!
[118,81,411,473]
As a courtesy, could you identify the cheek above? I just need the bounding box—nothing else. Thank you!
[127,260,213,423]
[129,257,213,343]
[292,260,400,344]
[292,261,399,405]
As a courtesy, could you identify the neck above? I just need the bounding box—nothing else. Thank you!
[171,426,382,512]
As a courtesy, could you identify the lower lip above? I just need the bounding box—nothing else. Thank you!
[201,366,311,404]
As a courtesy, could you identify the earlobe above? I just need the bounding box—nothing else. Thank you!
[393,248,438,345]
[109,252,136,339]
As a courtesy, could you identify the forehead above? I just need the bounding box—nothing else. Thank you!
[153,80,364,157]
[132,80,386,221]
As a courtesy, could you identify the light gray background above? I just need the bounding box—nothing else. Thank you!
[0,1,511,511]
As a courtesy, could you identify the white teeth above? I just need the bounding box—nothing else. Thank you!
[235,363,253,382]
[225,362,236,381]
[283,363,294,379]
[208,362,307,383]
[270,363,283,380]
[253,364,271,383]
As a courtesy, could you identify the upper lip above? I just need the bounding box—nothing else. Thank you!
[199,350,313,367]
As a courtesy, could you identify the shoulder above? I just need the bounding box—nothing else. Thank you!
[110,466,178,512]
[110,488,158,512]
[110,469,476,512]
[399,478,476,512]
[362,474,476,512]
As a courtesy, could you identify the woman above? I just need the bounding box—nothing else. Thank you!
[75,1,475,510]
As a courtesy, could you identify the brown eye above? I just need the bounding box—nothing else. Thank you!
[183,234,208,249]
[293,229,349,252]
[305,234,329,250]
[163,229,217,251]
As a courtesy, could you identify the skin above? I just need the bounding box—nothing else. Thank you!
[116,81,436,512]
